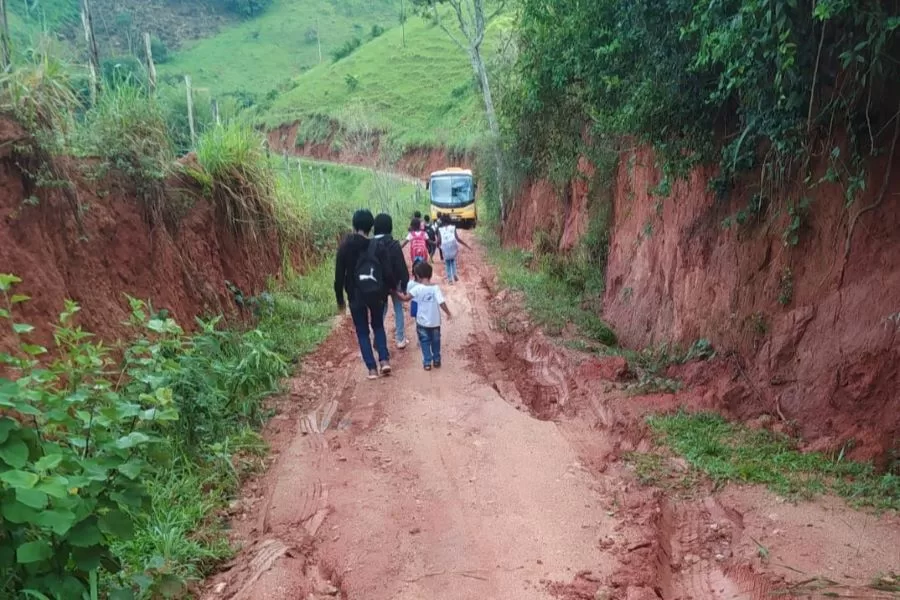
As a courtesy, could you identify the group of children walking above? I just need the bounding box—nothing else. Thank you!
[334,208,470,379]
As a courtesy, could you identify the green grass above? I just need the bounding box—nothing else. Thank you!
[159,0,399,105]
[649,412,900,510]
[261,12,513,151]
[260,263,337,360]
[477,224,617,345]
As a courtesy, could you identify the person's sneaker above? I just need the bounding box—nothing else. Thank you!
[380,361,392,375]
[397,339,410,349]
[433,361,442,369]
[367,369,379,380]
[423,364,432,371]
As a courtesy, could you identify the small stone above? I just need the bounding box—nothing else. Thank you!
[325,361,334,368]
[214,582,227,594]
[715,554,725,561]
[409,527,421,535]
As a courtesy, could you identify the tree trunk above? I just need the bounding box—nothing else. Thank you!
[143,32,157,93]
[0,0,11,69]
[468,44,505,220]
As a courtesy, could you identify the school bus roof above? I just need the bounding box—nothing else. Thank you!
[430,168,473,177]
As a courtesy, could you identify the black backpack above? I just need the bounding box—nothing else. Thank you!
[354,240,385,302]
[425,223,438,243]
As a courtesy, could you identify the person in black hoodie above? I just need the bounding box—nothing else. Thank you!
[334,209,396,379]
[373,213,411,349]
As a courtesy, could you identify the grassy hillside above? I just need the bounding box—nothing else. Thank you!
[261,13,511,151]
[159,0,399,103]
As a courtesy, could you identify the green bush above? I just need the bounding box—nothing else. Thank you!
[101,56,147,89]
[149,36,170,64]
[0,49,78,137]
[331,37,362,63]
[294,114,333,147]
[0,275,291,597]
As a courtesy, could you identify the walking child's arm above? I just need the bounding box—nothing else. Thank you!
[396,291,412,302]
[440,302,452,320]
[455,230,472,249]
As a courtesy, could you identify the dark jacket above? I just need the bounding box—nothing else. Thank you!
[334,233,396,307]
[376,234,410,293]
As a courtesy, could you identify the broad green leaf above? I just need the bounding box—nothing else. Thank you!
[156,574,185,598]
[15,488,48,509]
[20,590,52,600]
[115,431,151,450]
[68,518,103,547]
[16,540,52,564]
[10,294,30,304]
[0,436,29,468]
[35,507,77,535]
[0,469,39,489]
[0,274,22,292]
[34,453,63,471]
[109,588,136,600]
[36,475,70,498]
[0,308,8,319]
[0,417,18,444]
[21,344,47,356]
[117,459,144,480]
[2,498,39,523]
[72,544,106,572]
[12,323,35,334]
[99,510,134,540]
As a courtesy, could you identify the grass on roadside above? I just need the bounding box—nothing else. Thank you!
[259,263,336,360]
[477,225,617,345]
[648,411,900,510]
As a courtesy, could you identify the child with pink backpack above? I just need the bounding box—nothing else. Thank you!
[403,217,430,265]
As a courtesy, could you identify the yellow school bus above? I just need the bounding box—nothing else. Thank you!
[426,168,477,229]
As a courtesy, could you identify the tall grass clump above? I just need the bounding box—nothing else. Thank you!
[78,85,173,183]
[194,122,289,239]
[0,47,78,143]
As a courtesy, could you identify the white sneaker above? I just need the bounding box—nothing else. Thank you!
[397,339,410,349]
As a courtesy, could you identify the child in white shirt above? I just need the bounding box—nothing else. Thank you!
[403,261,452,370]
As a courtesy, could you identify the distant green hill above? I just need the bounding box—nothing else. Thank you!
[158,0,398,104]
[261,13,511,151]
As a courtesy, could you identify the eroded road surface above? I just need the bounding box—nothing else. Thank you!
[205,235,900,600]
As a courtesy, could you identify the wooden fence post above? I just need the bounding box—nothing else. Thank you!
[143,32,157,93]
[80,0,101,105]
[185,75,196,148]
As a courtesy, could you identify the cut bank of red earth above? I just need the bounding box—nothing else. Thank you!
[503,144,900,465]
[201,234,900,600]
[0,118,296,353]
[267,120,474,180]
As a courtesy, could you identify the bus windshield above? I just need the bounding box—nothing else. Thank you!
[430,175,473,208]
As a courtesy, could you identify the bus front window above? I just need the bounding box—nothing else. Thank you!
[430,175,473,208]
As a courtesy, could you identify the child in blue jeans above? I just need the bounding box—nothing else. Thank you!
[402,261,452,370]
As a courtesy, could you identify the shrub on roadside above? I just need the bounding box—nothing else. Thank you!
[0,275,290,597]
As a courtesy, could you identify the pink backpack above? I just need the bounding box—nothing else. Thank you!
[409,230,428,262]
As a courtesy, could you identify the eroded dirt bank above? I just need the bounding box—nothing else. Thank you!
[203,236,900,600]
[504,147,900,462]
[267,121,473,179]
[0,120,289,351]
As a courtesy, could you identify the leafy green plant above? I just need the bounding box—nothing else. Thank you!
[783,197,812,247]
[0,46,78,138]
[294,114,333,147]
[0,275,175,598]
[778,267,794,306]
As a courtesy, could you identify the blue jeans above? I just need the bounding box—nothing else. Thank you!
[350,300,389,370]
[382,294,406,343]
[445,257,458,281]
[416,325,441,366]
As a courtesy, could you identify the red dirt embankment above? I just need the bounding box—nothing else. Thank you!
[0,119,288,351]
[504,146,900,463]
[266,122,473,179]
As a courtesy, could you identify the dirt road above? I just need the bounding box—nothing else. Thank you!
[205,235,900,600]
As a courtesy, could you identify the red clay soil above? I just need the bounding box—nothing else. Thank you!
[266,121,473,180]
[0,119,290,352]
[504,145,900,463]
[203,239,900,600]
